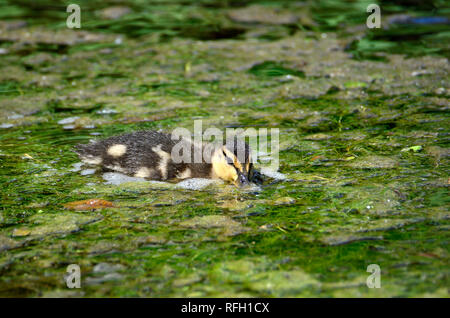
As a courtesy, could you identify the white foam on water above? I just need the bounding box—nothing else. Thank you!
[260,168,287,180]
[241,183,262,192]
[70,162,84,172]
[96,109,118,115]
[102,172,171,187]
[102,172,148,185]
[175,178,221,190]
[80,168,96,176]
[102,173,223,190]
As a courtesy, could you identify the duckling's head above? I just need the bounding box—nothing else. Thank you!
[211,137,252,187]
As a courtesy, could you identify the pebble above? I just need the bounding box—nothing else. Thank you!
[57,117,79,125]
[80,169,96,176]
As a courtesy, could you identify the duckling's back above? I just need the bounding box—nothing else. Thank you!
[74,130,184,180]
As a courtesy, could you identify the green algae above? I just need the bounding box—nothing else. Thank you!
[248,61,306,78]
[0,0,449,298]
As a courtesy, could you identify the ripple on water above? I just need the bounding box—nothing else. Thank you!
[102,172,149,185]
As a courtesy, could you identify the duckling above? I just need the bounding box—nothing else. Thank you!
[74,130,256,187]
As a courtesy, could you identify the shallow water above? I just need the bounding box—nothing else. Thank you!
[0,0,449,297]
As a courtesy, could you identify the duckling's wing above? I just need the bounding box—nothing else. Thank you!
[73,131,181,179]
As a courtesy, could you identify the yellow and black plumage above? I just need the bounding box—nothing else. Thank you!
[74,130,258,186]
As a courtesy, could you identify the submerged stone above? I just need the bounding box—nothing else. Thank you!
[134,235,168,247]
[347,156,398,169]
[29,213,102,236]
[217,199,250,211]
[343,186,401,216]
[321,235,384,246]
[272,197,296,205]
[0,234,23,252]
[179,215,249,236]
[11,228,31,237]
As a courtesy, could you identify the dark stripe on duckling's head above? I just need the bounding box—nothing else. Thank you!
[225,136,251,167]
[211,137,252,186]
